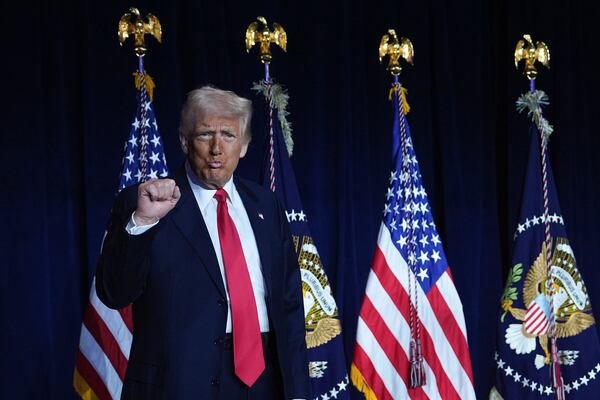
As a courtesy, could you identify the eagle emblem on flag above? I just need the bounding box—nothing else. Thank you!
[295,236,342,349]
[501,237,595,369]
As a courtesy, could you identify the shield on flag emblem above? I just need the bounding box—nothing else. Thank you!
[524,294,551,336]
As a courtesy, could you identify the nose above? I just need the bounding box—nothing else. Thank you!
[209,135,222,155]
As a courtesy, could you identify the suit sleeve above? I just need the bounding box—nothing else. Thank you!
[274,196,312,399]
[95,187,156,309]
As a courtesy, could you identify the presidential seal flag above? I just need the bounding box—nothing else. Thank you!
[490,88,600,399]
[73,65,169,399]
[254,81,350,400]
[351,83,475,399]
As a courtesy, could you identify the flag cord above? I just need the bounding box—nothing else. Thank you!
[137,56,149,181]
[396,81,426,388]
[266,82,276,192]
[532,80,565,400]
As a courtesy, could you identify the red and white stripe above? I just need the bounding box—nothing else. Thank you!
[524,301,549,336]
[74,278,133,399]
[353,225,475,399]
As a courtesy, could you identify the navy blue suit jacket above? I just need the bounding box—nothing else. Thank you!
[96,167,310,399]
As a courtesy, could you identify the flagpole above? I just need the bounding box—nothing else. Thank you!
[246,17,349,399]
[245,16,287,191]
[261,55,274,191]
[264,63,270,83]
[380,30,427,388]
[75,8,165,399]
[352,30,475,398]
[516,34,564,400]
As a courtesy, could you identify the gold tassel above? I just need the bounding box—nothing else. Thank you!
[401,87,410,114]
[387,86,411,114]
[133,71,156,101]
[387,86,396,101]
[350,363,379,400]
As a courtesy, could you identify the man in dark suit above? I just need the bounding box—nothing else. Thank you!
[96,86,310,399]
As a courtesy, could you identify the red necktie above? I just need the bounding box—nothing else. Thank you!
[214,188,265,387]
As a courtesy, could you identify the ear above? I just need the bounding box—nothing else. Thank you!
[179,135,188,155]
[239,140,249,159]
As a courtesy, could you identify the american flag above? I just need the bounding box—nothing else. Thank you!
[351,84,475,399]
[73,71,169,399]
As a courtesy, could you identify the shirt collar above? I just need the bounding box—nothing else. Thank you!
[185,162,236,213]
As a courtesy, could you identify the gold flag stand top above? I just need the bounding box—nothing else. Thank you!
[118,7,162,100]
[245,16,287,83]
[515,35,565,400]
[245,16,294,156]
[379,29,413,77]
[379,29,412,113]
[515,34,550,87]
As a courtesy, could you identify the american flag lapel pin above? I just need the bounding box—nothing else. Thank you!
[258,212,264,220]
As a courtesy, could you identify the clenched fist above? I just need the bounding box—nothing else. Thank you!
[133,179,181,225]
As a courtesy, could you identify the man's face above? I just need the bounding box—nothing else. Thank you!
[183,115,249,189]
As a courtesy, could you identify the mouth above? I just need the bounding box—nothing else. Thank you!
[208,160,223,169]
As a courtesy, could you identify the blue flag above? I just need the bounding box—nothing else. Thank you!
[492,93,600,399]
[255,82,350,400]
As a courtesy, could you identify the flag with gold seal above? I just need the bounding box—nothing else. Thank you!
[246,16,349,399]
[491,87,600,399]
[253,79,350,400]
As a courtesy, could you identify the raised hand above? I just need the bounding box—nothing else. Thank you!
[133,179,181,225]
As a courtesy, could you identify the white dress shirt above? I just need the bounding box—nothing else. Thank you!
[127,165,270,333]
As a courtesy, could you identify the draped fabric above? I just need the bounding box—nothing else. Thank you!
[493,119,600,399]
[257,82,350,399]
[73,68,169,399]
[352,89,475,399]
[2,1,600,399]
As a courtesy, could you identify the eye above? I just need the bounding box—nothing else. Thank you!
[195,131,212,140]
[221,131,237,142]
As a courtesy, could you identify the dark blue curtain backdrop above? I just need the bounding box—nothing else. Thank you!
[2,0,599,398]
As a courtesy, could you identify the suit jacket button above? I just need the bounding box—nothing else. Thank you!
[211,378,220,386]
[213,338,222,346]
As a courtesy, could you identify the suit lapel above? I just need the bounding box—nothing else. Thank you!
[170,167,227,298]
[235,178,273,298]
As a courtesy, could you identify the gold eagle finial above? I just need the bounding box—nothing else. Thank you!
[515,34,550,80]
[379,29,413,76]
[118,7,162,57]
[245,16,287,64]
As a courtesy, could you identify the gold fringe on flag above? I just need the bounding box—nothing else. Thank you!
[388,86,410,114]
[133,71,156,101]
[73,368,100,400]
[350,363,378,400]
